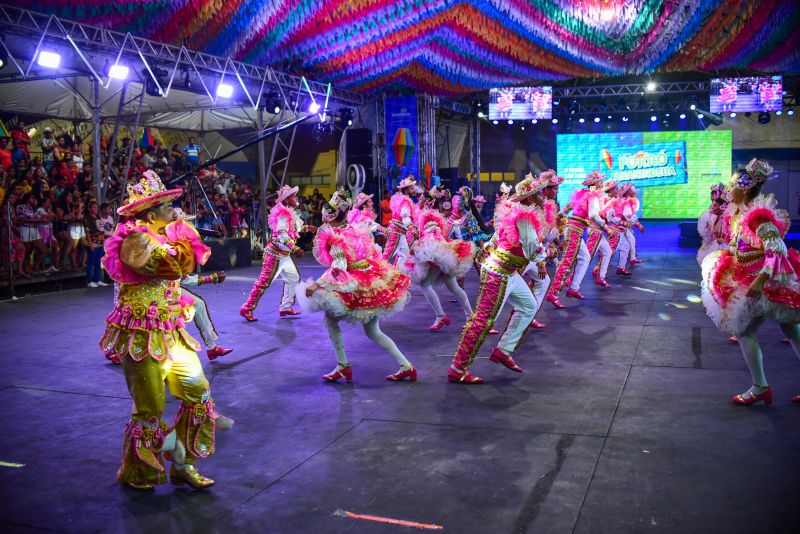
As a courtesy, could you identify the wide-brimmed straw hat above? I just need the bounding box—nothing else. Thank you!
[540,169,564,187]
[352,192,374,209]
[397,176,417,190]
[582,170,606,187]
[118,170,183,217]
[510,172,548,201]
[277,185,299,203]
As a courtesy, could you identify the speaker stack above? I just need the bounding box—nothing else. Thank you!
[345,128,376,195]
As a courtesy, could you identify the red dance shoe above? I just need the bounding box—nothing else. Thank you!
[279,308,301,317]
[728,336,738,344]
[489,328,499,335]
[616,268,632,276]
[207,346,233,360]
[629,258,644,265]
[546,292,565,308]
[105,354,121,365]
[489,347,524,373]
[781,338,790,344]
[323,366,352,382]
[566,289,586,300]
[240,308,257,322]
[447,365,484,384]
[732,386,772,406]
[387,366,417,382]
[531,320,546,329]
[595,278,611,288]
[428,315,451,332]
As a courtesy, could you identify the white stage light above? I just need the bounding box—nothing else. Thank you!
[108,64,129,80]
[646,81,656,91]
[309,102,321,113]
[216,83,234,98]
[552,118,558,124]
[37,51,61,69]
[593,117,600,123]
[507,119,513,125]
[679,113,686,119]
[578,118,585,123]
[650,115,657,122]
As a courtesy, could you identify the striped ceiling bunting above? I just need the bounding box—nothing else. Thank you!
[14,0,800,96]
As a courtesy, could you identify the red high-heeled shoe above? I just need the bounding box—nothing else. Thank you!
[616,268,632,276]
[240,308,257,322]
[428,315,451,332]
[595,278,611,288]
[387,366,417,382]
[732,385,772,406]
[546,292,565,308]
[566,289,585,300]
[531,320,546,329]
[629,258,644,264]
[322,366,353,382]
[207,346,233,360]
[728,336,738,343]
[447,365,484,384]
[489,347,523,373]
[489,328,499,335]
[279,308,301,317]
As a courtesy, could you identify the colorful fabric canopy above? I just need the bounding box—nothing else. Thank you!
[16,0,800,95]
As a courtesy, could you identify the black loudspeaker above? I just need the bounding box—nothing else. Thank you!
[346,128,375,194]
[438,167,464,192]
[203,237,252,270]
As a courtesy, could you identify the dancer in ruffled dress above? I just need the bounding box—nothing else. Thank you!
[383,177,419,266]
[701,159,800,405]
[405,192,476,332]
[448,173,546,384]
[299,191,416,382]
[696,183,730,266]
[100,170,233,491]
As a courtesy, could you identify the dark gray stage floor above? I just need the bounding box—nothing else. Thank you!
[1,223,798,533]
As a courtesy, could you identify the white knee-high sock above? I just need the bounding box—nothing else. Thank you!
[420,269,445,318]
[324,315,349,368]
[738,328,768,386]
[364,319,412,368]
[443,275,473,318]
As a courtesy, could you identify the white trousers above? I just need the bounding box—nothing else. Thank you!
[275,256,300,311]
[192,294,218,348]
[617,231,633,268]
[531,271,550,311]
[390,235,410,267]
[496,272,539,354]
[596,235,612,279]
[570,240,591,291]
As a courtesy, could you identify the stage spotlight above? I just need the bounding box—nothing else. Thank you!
[532,119,538,124]
[506,119,513,125]
[650,115,657,122]
[108,63,129,80]
[687,95,698,111]
[776,110,782,116]
[477,111,485,118]
[37,50,61,69]
[265,91,282,114]
[593,117,600,123]
[758,112,771,124]
[679,113,686,119]
[339,107,354,126]
[730,112,737,118]
[568,100,579,114]
[788,108,795,116]
[216,82,233,98]
[646,81,656,91]
[309,101,321,113]
[578,118,585,123]
[492,120,499,125]
[607,115,612,120]
[552,118,558,124]
[521,125,525,131]
[0,48,6,70]
[621,116,629,122]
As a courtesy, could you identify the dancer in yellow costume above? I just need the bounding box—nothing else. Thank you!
[100,170,232,491]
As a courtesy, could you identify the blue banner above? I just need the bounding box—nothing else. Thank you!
[385,96,419,190]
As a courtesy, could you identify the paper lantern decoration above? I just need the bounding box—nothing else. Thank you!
[601,148,613,169]
[424,163,433,187]
[675,150,682,165]
[392,128,415,167]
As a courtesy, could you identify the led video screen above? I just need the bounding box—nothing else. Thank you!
[488,86,552,120]
[710,76,783,113]
[556,131,733,219]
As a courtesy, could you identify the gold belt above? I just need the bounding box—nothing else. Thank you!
[734,249,764,265]
[487,249,529,274]
[350,260,370,269]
